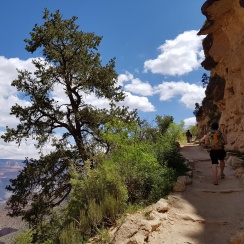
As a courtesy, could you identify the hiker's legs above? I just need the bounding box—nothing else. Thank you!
[219,149,226,177]
[210,150,219,184]
[212,164,218,183]
[219,160,225,175]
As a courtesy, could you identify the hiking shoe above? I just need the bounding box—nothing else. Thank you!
[213,179,218,185]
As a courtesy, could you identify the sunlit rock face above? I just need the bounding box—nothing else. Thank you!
[198,0,244,151]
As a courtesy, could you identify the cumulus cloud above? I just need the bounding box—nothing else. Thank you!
[0,56,35,129]
[0,95,31,128]
[143,30,205,76]
[117,72,133,87]
[0,131,54,159]
[116,72,156,111]
[117,72,205,111]
[183,117,197,127]
[119,92,156,112]
[154,81,205,109]
[0,57,45,159]
[124,78,154,96]
[0,139,36,160]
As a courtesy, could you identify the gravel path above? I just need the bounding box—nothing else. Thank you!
[161,144,244,243]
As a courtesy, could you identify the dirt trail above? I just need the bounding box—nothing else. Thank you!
[154,144,244,244]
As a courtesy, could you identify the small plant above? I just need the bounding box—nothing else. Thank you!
[14,230,33,244]
[227,150,244,159]
[144,210,152,220]
[125,203,144,214]
[59,222,82,244]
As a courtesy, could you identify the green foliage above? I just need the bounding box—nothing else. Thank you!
[154,122,188,176]
[14,230,33,244]
[65,161,128,240]
[124,203,144,214]
[155,115,173,135]
[6,150,74,227]
[95,228,111,243]
[14,229,53,244]
[111,143,174,204]
[59,222,82,244]
[103,117,180,205]
[227,150,244,159]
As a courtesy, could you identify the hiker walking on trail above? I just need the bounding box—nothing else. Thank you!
[205,122,227,185]
[186,130,192,143]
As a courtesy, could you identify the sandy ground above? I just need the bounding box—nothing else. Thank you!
[148,144,244,244]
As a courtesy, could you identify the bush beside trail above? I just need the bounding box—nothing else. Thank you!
[13,117,189,243]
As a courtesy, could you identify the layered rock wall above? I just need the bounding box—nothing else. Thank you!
[198,0,244,151]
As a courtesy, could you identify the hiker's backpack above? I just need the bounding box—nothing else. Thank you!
[209,130,224,150]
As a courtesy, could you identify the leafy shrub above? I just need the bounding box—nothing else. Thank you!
[14,230,32,244]
[109,144,175,204]
[65,161,128,240]
[154,123,189,176]
[14,229,53,244]
[102,118,186,205]
[59,222,83,244]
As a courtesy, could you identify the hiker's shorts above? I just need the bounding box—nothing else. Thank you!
[210,149,226,164]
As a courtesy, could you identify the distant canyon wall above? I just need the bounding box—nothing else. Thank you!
[198,0,244,151]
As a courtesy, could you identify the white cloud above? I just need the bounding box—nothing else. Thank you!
[0,56,35,92]
[0,132,45,159]
[117,72,205,111]
[119,92,156,112]
[0,95,26,128]
[117,72,133,87]
[0,59,79,160]
[0,57,35,128]
[183,117,197,127]
[0,57,62,159]
[143,30,205,76]
[154,81,205,109]
[0,139,38,159]
[0,129,63,159]
[124,78,154,96]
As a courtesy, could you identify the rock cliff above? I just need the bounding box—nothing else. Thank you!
[197,0,244,151]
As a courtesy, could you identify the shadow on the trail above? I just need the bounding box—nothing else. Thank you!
[176,144,244,243]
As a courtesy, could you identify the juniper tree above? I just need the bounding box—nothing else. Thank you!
[1,9,137,230]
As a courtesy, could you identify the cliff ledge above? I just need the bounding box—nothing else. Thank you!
[198,0,244,151]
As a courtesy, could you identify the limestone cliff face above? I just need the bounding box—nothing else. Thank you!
[198,0,244,151]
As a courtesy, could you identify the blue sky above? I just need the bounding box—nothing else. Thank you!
[0,1,208,159]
